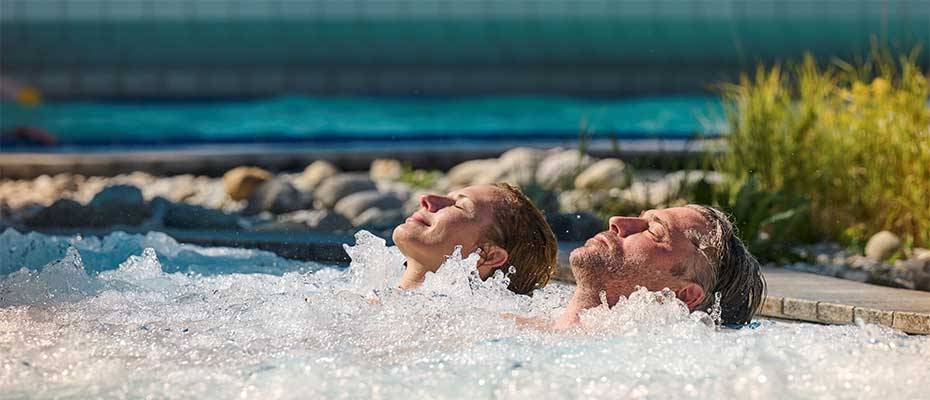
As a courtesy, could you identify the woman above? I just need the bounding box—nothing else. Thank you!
[392,183,558,295]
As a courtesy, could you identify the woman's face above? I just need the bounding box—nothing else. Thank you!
[392,184,505,270]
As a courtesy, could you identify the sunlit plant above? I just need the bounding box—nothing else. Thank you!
[717,49,930,248]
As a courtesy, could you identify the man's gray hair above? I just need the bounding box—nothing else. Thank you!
[685,205,766,325]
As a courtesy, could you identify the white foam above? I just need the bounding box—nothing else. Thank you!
[1,228,928,399]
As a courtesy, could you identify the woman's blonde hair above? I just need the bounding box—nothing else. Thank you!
[480,183,559,295]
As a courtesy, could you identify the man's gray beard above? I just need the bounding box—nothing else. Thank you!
[570,247,646,278]
[570,248,615,281]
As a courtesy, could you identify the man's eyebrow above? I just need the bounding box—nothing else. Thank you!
[641,211,671,230]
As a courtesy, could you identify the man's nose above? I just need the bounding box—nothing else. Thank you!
[419,194,454,212]
[608,216,649,237]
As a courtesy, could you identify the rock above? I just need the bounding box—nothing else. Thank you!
[370,159,404,182]
[535,150,595,190]
[23,199,91,227]
[618,181,675,208]
[914,271,930,291]
[160,199,243,230]
[293,161,339,192]
[574,158,630,190]
[334,191,404,220]
[558,190,610,213]
[353,208,406,230]
[519,184,560,215]
[376,181,414,203]
[914,248,930,264]
[223,166,272,201]
[403,190,430,214]
[865,231,902,261]
[662,170,725,191]
[499,147,548,171]
[314,174,378,209]
[244,179,305,215]
[546,212,605,242]
[911,255,930,291]
[444,159,499,189]
[250,221,312,232]
[280,209,353,232]
[87,184,151,226]
[475,147,549,186]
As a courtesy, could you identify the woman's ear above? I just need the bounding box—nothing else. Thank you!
[675,283,705,310]
[476,245,509,280]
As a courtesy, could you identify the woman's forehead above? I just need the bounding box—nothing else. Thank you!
[449,185,500,201]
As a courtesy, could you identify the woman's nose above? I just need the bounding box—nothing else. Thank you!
[419,194,453,212]
[608,216,649,237]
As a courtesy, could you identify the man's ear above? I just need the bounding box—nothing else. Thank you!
[675,283,705,310]
[476,245,509,280]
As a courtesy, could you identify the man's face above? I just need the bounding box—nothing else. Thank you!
[569,207,711,306]
[392,184,504,269]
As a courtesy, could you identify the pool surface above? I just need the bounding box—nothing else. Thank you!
[1,228,929,399]
[1,95,723,150]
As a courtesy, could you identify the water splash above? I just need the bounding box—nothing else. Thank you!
[1,229,929,399]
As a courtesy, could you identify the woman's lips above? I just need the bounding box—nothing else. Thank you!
[408,213,431,226]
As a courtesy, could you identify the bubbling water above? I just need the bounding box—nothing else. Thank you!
[1,228,928,399]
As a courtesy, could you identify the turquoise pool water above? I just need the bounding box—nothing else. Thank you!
[1,96,723,149]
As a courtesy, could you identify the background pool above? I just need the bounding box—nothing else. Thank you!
[1,95,723,149]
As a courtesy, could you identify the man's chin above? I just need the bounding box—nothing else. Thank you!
[569,246,602,271]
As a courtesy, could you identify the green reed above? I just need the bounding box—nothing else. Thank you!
[717,50,930,247]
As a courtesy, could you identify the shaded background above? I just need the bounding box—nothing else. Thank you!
[2,0,928,98]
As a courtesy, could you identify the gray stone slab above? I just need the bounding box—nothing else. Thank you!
[817,302,854,325]
[763,267,930,314]
[893,312,930,335]
[783,298,819,322]
[759,296,784,318]
[853,307,895,326]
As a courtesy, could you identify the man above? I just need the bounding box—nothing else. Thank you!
[393,183,558,295]
[555,205,765,328]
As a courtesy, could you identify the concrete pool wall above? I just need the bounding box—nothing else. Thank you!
[2,0,928,98]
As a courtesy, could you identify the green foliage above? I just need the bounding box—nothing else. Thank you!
[694,176,811,262]
[399,164,442,190]
[717,49,930,248]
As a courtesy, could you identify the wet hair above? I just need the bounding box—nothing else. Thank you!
[684,205,766,325]
[480,183,559,295]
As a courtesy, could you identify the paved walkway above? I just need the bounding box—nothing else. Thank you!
[556,242,930,334]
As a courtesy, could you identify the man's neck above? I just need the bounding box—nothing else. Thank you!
[553,270,607,329]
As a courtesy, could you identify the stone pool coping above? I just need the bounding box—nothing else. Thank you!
[6,226,928,335]
[759,268,930,334]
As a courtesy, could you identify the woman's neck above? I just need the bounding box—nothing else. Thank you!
[398,257,433,289]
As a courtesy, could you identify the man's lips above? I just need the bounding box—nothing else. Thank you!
[407,212,431,226]
[589,232,616,248]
